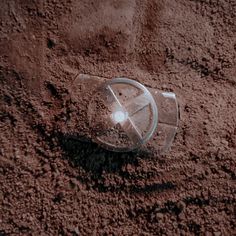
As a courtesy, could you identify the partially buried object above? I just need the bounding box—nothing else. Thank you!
[69,74,179,153]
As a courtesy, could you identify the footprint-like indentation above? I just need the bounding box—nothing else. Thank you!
[63,0,136,60]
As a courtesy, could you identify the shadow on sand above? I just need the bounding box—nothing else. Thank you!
[56,133,176,194]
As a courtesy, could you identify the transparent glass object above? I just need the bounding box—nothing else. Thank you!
[72,74,179,153]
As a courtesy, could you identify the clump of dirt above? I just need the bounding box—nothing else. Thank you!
[0,0,236,235]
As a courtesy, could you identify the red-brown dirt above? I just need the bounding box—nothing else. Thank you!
[0,0,235,235]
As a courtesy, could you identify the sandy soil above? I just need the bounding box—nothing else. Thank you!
[0,0,236,235]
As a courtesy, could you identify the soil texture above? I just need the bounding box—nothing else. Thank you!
[0,0,236,235]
